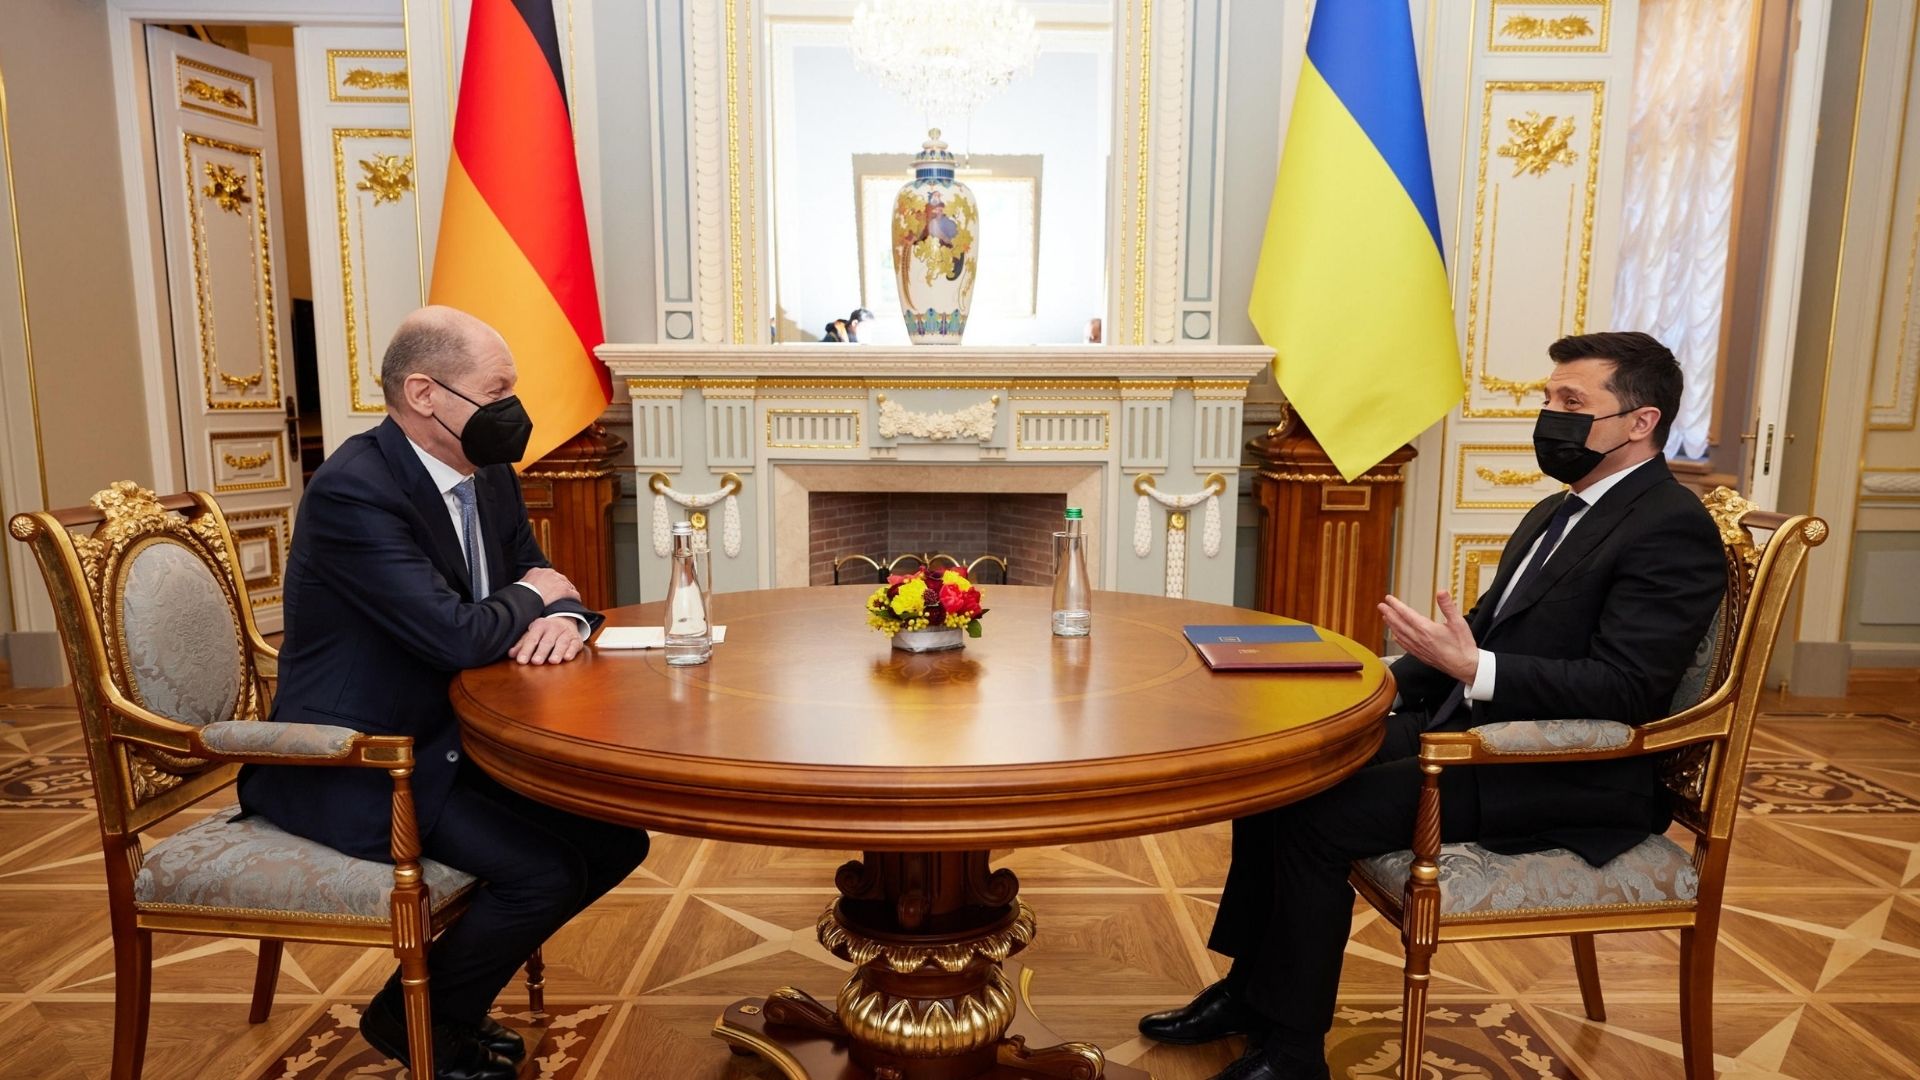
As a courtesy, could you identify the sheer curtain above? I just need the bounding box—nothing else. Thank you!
[1612,0,1753,460]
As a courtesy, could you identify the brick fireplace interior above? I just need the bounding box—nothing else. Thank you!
[808,493,1067,586]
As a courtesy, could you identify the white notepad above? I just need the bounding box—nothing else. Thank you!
[593,625,728,650]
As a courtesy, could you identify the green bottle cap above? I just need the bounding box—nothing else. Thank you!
[1064,507,1083,519]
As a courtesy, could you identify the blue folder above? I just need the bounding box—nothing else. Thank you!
[1182,624,1323,646]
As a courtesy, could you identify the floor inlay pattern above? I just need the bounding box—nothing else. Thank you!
[1,666,1916,1079]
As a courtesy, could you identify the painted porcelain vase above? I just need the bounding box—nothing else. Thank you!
[890,130,978,344]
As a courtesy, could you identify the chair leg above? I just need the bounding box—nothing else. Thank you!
[1400,941,1435,1076]
[111,928,152,1080]
[1679,926,1715,1080]
[399,950,436,1080]
[525,946,546,1014]
[1571,933,1606,1022]
[249,940,283,1023]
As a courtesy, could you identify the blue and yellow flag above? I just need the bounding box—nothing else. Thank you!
[1248,0,1464,480]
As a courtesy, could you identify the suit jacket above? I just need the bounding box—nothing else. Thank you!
[238,418,604,862]
[1389,455,1725,864]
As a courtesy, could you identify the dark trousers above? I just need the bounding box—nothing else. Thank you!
[1206,712,1481,1045]
[395,763,651,1023]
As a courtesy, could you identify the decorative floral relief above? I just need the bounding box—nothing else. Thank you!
[1497,112,1578,177]
[876,397,997,442]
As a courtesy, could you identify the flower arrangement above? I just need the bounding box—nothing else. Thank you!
[866,566,988,638]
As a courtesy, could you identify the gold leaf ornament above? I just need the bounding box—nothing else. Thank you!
[200,162,252,215]
[1497,111,1578,177]
[355,153,415,205]
[184,77,246,109]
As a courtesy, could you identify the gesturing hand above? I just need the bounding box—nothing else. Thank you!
[510,615,586,665]
[1378,591,1480,684]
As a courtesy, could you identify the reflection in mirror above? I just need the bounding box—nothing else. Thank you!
[766,1,1114,346]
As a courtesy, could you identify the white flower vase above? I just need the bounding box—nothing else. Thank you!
[892,627,967,652]
[890,130,979,345]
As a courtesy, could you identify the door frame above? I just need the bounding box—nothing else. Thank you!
[105,0,405,495]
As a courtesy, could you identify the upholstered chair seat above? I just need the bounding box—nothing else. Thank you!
[1355,834,1699,919]
[135,807,477,921]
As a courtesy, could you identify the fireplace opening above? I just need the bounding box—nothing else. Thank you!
[808,492,1067,586]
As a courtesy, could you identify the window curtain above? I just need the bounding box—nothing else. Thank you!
[1612,0,1754,460]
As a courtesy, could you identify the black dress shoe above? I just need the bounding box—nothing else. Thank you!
[1138,979,1261,1045]
[1207,1040,1332,1080]
[477,1015,526,1064]
[358,992,517,1080]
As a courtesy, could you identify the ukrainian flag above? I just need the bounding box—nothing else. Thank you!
[1248,0,1463,481]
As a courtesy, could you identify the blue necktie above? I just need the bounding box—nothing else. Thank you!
[451,477,488,598]
[1424,493,1587,731]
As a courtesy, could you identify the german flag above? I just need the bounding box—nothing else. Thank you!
[429,0,609,467]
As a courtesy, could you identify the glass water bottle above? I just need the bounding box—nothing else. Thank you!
[664,521,712,665]
[1051,507,1092,637]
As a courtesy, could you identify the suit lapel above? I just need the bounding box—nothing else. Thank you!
[374,419,476,599]
[1488,456,1674,633]
[1469,495,1562,635]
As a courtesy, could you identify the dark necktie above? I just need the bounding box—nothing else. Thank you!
[1423,493,1587,731]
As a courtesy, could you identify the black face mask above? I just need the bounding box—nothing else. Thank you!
[1532,408,1634,485]
[432,379,533,467]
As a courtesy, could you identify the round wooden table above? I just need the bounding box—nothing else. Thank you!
[454,586,1392,1080]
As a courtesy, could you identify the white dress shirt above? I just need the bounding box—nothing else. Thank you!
[1465,456,1654,702]
[406,439,587,639]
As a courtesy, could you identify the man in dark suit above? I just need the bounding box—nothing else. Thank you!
[239,307,650,1080]
[1138,332,1728,1080]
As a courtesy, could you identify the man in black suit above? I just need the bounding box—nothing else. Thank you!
[1138,332,1727,1080]
[239,307,649,1080]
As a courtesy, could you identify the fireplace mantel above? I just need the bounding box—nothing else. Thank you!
[597,343,1274,605]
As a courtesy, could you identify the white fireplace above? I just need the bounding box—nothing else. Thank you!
[596,344,1272,605]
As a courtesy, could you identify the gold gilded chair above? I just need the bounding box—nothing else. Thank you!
[9,483,541,1080]
[1350,489,1826,1080]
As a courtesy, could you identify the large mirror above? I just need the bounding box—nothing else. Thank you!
[764,0,1115,345]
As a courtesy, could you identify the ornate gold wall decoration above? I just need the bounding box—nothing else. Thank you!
[222,451,271,471]
[200,162,251,215]
[1475,465,1545,486]
[1450,533,1512,611]
[1499,15,1595,41]
[355,153,414,205]
[1480,371,1549,402]
[343,68,408,91]
[326,49,410,104]
[1497,111,1578,177]
[184,78,246,110]
[183,134,280,410]
[176,58,257,123]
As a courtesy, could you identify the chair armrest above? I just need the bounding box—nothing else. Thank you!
[251,646,277,681]
[99,690,413,770]
[1418,723,1647,766]
[198,719,359,760]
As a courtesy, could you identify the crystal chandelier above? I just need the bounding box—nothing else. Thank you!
[850,0,1041,123]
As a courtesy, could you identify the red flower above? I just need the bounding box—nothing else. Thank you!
[940,582,982,616]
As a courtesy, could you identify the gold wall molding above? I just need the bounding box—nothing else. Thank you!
[1456,443,1558,510]
[183,133,280,411]
[1450,532,1512,611]
[209,430,287,494]
[326,49,410,103]
[176,57,257,124]
[1463,80,1606,417]
[1488,1,1610,53]
[224,505,291,602]
[333,129,412,414]
[1476,465,1544,486]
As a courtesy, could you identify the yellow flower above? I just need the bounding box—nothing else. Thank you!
[943,571,970,591]
[890,578,927,615]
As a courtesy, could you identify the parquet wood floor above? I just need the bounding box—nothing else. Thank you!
[1,666,1915,1079]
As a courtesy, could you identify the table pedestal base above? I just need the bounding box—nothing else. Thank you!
[713,850,1151,1080]
[715,962,1151,1080]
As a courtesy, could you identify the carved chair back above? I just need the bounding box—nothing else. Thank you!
[1655,489,1826,846]
[9,483,273,841]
